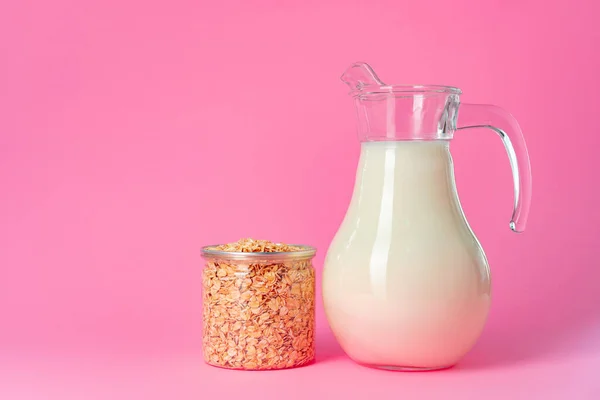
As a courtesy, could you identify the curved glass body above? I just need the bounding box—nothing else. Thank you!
[322,62,532,370]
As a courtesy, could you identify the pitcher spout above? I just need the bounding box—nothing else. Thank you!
[341,62,385,93]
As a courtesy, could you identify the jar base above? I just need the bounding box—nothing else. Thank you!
[204,357,315,371]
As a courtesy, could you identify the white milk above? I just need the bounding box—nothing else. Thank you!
[322,141,491,369]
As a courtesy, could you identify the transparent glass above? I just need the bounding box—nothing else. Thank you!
[341,62,531,231]
[323,62,532,370]
[201,246,316,370]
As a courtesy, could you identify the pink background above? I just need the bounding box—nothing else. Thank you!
[1,0,599,398]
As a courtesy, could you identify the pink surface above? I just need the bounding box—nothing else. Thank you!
[0,0,599,398]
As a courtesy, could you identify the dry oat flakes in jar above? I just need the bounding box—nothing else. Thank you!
[201,238,316,370]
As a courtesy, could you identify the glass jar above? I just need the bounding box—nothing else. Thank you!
[200,243,316,370]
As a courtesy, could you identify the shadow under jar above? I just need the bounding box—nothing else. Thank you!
[201,241,316,370]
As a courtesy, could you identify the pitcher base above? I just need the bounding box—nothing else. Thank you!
[365,363,455,372]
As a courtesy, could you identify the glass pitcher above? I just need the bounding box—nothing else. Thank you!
[322,62,532,371]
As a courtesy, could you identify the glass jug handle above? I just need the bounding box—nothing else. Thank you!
[456,104,532,233]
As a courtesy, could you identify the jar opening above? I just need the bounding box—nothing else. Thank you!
[201,244,317,261]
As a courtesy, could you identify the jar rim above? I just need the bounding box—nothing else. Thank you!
[201,244,317,260]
